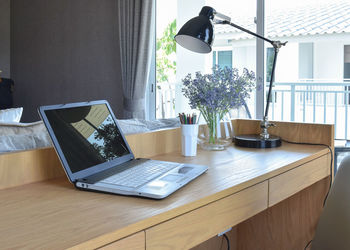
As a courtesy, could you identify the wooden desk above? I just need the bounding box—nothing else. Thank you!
[0,120,333,249]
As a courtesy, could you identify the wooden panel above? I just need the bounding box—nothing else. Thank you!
[0,147,64,190]
[237,177,330,250]
[98,231,145,250]
[233,119,334,147]
[0,128,180,189]
[0,143,327,249]
[146,181,268,250]
[191,227,237,250]
[125,128,181,158]
[0,120,333,249]
[0,120,334,189]
[269,154,330,206]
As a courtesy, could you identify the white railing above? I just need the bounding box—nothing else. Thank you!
[270,80,350,140]
[156,81,255,119]
[156,81,176,119]
[156,79,350,139]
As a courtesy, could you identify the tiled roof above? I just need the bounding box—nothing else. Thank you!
[215,0,350,40]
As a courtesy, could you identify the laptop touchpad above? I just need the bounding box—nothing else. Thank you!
[161,174,181,182]
[147,180,167,189]
[178,166,193,174]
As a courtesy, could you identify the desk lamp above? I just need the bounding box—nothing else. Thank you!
[175,6,287,148]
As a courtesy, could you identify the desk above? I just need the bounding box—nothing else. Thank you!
[0,120,333,249]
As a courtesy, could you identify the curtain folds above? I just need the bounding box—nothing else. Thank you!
[117,0,154,119]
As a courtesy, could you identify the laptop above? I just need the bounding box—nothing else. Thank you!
[38,100,208,199]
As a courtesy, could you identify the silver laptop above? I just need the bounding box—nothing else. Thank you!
[38,100,207,199]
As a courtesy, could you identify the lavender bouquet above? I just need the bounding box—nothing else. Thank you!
[182,66,255,147]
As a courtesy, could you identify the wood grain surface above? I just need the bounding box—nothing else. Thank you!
[0,120,333,249]
[236,177,330,250]
[0,142,329,249]
[98,231,145,250]
[146,182,268,250]
[269,153,330,206]
[0,120,334,189]
[0,147,64,190]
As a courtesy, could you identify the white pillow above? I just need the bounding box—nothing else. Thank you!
[0,121,45,136]
[0,108,23,122]
[0,133,52,153]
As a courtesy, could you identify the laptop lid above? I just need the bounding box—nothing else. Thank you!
[39,100,135,183]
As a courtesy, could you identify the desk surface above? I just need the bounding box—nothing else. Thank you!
[0,142,329,249]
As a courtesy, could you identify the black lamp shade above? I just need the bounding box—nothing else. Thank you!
[174,7,215,54]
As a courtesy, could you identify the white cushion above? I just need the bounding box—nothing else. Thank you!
[0,121,45,135]
[0,108,23,122]
[0,133,52,153]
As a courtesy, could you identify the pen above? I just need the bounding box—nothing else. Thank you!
[179,113,198,124]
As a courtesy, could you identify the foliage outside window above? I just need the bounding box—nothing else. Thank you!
[156,19,177,84]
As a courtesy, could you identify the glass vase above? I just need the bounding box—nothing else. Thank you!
[199,113,230,151]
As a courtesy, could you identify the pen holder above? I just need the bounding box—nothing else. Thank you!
[181,124,199,157]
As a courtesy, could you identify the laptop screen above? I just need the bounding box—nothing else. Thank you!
[44,103,130,173]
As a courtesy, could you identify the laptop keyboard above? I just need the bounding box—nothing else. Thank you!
[100,161,179,188]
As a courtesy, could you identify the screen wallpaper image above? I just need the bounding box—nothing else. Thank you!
[45,104,130,173]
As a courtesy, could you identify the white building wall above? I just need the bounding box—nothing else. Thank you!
[274,42,299,82]
[229,42,300,82]
[232,46,256,73]
[214,35,350,82]
[314,41,344,79]
[175,0,206,115]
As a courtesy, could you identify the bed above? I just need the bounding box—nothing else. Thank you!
[0,115,180,153]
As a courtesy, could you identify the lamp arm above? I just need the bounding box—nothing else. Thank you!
[220,20,274,45]
[216,16,287,140]
[264,46,279,118]
[218,20,288,49]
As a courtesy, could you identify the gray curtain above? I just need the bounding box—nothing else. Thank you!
[117,0,154,119]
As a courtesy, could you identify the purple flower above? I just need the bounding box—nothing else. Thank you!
[182,65,255,120]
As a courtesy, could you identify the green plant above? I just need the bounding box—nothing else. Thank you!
[156,19,177,83]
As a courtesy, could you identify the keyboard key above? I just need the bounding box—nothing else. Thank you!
[101,161,179,188]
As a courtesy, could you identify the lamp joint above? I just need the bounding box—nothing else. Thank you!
[272,41,288,50]
[260,116,276,140]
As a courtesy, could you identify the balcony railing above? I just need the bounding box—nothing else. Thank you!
[156,82,176,119]
[270,80,350,140]
[156,80,350,140]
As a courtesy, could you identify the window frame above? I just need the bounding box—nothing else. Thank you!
[150,0,266,120]
[212,47,234,69]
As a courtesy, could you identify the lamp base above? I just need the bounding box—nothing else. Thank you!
[234,134,282,148]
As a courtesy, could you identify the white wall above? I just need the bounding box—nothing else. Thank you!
[314,41,344,79]
[175,0,206,115]
[0,0,10,78]
[232,45,256,73]
[213,35,350,82]
[274,42,299,82]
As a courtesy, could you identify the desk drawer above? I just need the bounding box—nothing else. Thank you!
[98,231,145,250]
[146,181,268,250]
[269,154,330,207]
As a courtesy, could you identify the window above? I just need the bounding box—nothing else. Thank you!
[155,0,256,119]
[213,50,233,68]
[344,45,350,79]
[266,47,274,82]
[153,0,350,140]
